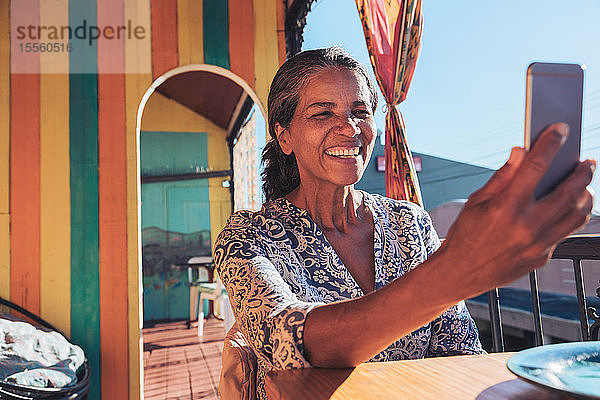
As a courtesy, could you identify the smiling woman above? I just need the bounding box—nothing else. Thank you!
[261,47,377,201]
[277,68,375,193]
[214,47,596,400]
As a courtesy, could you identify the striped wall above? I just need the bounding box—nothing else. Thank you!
[1,0,284,399]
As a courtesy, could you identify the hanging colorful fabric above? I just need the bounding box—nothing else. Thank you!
[355,0,423,205]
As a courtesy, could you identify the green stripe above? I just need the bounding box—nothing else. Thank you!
[203,0,230,68]
[69,1,100,399]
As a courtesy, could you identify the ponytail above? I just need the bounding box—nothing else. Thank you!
[261,139,300,202]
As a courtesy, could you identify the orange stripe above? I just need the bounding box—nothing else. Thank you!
[10,73,41,313]
[150,0,179,79]
[229,0,255,88]
[98,0,129,398]
[276,0,286,65]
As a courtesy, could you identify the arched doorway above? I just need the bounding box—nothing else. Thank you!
[134,64,266,392]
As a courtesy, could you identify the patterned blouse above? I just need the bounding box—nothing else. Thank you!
[214,191,483,398]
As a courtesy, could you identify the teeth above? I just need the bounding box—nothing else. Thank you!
[326,147,360,157]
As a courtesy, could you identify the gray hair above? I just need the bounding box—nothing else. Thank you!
[261,46,378,201]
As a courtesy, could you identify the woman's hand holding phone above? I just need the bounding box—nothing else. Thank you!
[438,123,595,301]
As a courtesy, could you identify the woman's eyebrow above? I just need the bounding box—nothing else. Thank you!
[306,101,335,109]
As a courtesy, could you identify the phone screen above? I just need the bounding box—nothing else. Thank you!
[525,62,584,199]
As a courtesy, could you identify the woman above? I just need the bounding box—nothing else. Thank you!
[214,47,595,398]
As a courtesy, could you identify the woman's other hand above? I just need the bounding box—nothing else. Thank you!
[439,122,596,301]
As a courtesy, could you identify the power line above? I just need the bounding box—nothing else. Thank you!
[419,170,492,185]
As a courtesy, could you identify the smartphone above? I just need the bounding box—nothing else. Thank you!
[525,62,584,199]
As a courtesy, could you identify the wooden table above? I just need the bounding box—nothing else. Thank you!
[265,353,578,399]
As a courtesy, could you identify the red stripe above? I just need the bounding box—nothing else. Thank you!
[10,73,41,313]
[229,0,255,88]
[98,0,129,398]
[150,0,178,79]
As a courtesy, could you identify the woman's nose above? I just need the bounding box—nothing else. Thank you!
[336,115,360,137]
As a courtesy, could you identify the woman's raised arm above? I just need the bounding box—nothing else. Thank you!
[303,123,595,367]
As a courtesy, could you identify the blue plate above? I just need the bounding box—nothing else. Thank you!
[507,341,600,399]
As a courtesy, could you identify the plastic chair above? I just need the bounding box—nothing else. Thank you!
[196,278,235,336]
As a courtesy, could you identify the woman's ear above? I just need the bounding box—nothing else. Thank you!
[275,123,293,155]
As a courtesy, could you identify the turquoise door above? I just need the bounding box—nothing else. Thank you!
[140,131,212,323]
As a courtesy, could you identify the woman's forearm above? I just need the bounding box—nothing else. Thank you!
[303,246,461,367]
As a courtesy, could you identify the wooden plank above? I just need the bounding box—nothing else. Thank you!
[253,0,279,108]
[10,71,41,313]
[97,0,129,398]
[0,215,9,300]
[203,0,230,68]
[177,0,204,65]
[40,0,70,337]
[0,0,9,214]
[229,0,255,88]
[208,177,232,251]
[69,2,100,398]
[150,0,179,79]
[10,0,41,314]
[40,73,71,334]
[69,71,101,400]
[98,71,130,399]
[124,1,153,396]
[125,72,149,400]
[0,0,10,300]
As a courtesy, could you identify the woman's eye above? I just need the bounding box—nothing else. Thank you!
[311,111,331,119]
[353,109,370,118]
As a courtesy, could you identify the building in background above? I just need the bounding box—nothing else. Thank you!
[356,133,495,210]
[358,133,600,349]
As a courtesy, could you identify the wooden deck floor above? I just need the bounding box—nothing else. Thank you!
[143,319,225,399]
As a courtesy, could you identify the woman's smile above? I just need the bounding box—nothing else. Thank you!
[324,146,362,158]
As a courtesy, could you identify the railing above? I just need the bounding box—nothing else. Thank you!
[487,234,600,352]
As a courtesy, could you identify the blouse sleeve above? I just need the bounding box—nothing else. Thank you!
[213,215,321,370]
[417,208,486,357]
[426,300,485,356]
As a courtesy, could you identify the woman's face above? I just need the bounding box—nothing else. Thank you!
[277,67,377,189]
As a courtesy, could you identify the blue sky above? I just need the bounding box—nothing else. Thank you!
[302,0,600,211]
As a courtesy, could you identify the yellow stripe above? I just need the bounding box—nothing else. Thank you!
[253,0,279,119]
[0,0,9,300]
[208,177,232,251]
[126,1,153,398]
[0,215,9,300]
[39,0,70,336]
[39,74,71,335]
[177,0,204,65]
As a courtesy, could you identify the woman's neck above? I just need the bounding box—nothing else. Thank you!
[285,184,365,232]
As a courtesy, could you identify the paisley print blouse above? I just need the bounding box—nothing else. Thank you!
[214,191,483,398]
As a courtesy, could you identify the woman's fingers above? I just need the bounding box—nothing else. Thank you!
[536,187,594,249]
[510,123,569,201]
[534,160,596,228]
